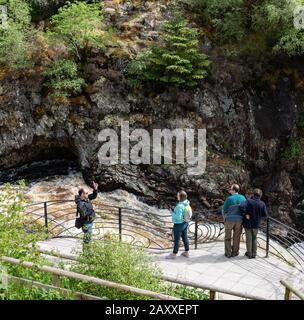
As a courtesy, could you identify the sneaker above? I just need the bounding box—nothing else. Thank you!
[166,253,177,259]
[181,251,189,258]
[225,254,232,258]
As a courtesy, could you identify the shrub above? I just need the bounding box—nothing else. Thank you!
[128,16,210,88]
[284,137,304,160]
[46,0,106,61]
[169,284,209,300]
[0,182,56,285]
[68,236,210,300]
[69,236,164,300]
[0,283,72,300]
[43,59,85,98]
[273,29,304,56]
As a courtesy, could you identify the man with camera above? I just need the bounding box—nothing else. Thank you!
[75,181,99,247]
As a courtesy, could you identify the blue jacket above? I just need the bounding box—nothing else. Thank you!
[223,193,246,222]
[240,196,268,229]
[172,200,192,224]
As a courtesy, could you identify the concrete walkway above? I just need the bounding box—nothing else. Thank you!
[154,242,303,300]
[37,238,303,300]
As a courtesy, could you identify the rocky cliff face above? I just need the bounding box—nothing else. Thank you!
[1,0,304,231]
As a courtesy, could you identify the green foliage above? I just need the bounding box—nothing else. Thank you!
[169,284,209,300]
[0,0,36,69]
[205,0,246,43]
[0,182,77,300]
[0,182,57,289]
[70,236,164,300]
[69,236,210,300]
[284,114,304,160]
[128,16,210,88]
[284,138,303,159]
[0,181,41,260]
[251,0,295,37]
[181,0,304,57]
[46,0,106,61]
[42,59,85,98]
[273,29,304,56]
[0,283,72,300]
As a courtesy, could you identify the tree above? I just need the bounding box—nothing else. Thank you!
[46,0,106,61]
[180,0,304,57]
[204,0,246,43]
[0,0,35,69]
[128,17,210,87]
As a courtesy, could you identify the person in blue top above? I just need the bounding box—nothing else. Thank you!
[166,190,192,259]
[222,184,246,258]
[240,188,268,259]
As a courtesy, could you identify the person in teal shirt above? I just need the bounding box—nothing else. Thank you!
[222,184,246,258]
[166,191,192,259]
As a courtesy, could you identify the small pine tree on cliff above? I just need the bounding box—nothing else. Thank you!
[128,17,210,87]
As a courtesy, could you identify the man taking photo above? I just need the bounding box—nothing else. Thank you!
[75,181,99,247]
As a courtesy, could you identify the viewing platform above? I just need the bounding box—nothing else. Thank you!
[23,199,304,300]
[37,237,303,300]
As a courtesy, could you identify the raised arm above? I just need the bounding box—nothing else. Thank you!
[88,189,97,200]
[88,182,98,200]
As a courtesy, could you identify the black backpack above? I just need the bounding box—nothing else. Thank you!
[75,206,85,229]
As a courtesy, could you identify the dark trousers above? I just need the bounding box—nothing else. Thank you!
[173,222,189,254]
[245,228,258,257]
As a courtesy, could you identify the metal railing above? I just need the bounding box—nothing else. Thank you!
[23,200,304,270]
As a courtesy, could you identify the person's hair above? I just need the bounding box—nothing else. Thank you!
[178,190,187,201]
[78,188,85,196]
[231,184,240,193]
[253,188,262,197]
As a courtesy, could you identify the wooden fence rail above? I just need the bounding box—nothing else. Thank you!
[280,279,304,300]
[161,275,266,300]
[0,256,180,300]
[6,275,106,300]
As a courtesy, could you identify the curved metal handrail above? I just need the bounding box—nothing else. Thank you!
[22,199,304,270]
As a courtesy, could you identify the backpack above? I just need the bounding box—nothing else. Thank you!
[75,204,86,229]
[183,205,193,222]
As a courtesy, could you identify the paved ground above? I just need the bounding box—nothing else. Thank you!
[154,242,303,300]
[38,238,303,300]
